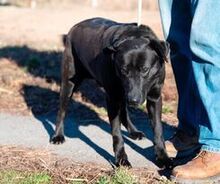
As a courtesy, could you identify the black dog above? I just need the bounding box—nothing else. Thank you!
[51,18,170,167]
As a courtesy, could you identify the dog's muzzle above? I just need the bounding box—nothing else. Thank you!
[127,98,140,107]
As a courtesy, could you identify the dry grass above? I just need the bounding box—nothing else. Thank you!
[0,4,178,124]
[0,145,173,184]
[0,145,110,183]
[0,3,178,123]
[0,5,178,183]
[8,0,159,10]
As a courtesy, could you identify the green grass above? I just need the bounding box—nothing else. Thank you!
[96,167,138,184]
[0,168,137,184]
[139,102,174,115]
[138,101,146,112]
[72,182,84,184]
[0,170,51,184]
[96,107,107,116]
[162,104,173,114]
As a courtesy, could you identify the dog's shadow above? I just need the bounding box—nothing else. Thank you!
[0,45,175,167]
[22,83,175,167]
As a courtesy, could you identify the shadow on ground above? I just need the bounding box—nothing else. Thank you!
[0,45,176,168]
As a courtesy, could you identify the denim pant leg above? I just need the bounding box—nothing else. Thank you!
[158,0,201,136]
[190,0,220,152]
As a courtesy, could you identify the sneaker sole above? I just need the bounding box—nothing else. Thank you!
[171,174,220,184]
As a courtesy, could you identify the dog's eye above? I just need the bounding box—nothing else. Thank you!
[141,66,149,73]
[121,67,128,75]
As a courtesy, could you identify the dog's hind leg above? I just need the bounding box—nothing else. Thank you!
[51,37,79,144]
[120,104,145,140]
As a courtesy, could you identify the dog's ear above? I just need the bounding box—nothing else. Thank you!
[150,39,170,62]
[103,38,127,54]
[103,45,117,54]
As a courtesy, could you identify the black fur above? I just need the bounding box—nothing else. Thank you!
[51,18,170,167]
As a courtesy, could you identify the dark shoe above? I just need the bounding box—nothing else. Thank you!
[171,150,220,184]
[165,130,200,158]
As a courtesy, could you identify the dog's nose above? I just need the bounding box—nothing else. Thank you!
[127,98,139,106]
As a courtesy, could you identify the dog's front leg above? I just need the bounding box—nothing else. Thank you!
[107,98,131,167]
[120,104,145,140]
[147,96,170,167]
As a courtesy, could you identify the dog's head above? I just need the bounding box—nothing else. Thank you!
[105,34,169,107]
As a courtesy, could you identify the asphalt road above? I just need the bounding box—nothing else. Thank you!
[0,112,175,168]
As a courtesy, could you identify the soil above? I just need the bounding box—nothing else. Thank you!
[0,4,178,125]
[0,145,168,184]
[0,4,179,183]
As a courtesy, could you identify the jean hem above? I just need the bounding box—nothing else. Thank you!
[201,145,220,153]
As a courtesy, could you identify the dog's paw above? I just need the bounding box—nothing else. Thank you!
[129,131,146,140]
[116,159,132,168]
[50,135,65,144]
[156,155,173,169]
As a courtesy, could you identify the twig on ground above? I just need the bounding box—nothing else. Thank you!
[0,87,13,94]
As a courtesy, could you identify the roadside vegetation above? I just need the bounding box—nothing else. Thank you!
[0,2,178,183]
[0,146,174,184]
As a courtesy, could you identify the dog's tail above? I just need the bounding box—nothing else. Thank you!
[60,33,76,99]
[62,33,75,80]
[61,34,67,46]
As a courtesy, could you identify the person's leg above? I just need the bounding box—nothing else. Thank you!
[159,0,199,133]
[158,0,200,157]
[190,0,220,153]
[172,0,220,182]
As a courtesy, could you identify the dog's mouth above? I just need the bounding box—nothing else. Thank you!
[127,97,145,109]
[127,101,139,108]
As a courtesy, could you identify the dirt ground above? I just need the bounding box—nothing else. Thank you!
[0,3,178,125]
[0,145,170,184]
[0,3,179,183]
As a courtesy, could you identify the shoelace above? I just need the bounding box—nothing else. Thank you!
[193,151,208,166]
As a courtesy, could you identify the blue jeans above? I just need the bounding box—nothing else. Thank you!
[158,0,220,152]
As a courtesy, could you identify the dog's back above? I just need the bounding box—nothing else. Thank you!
[67,18,135,60]
[64,18,158,84]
